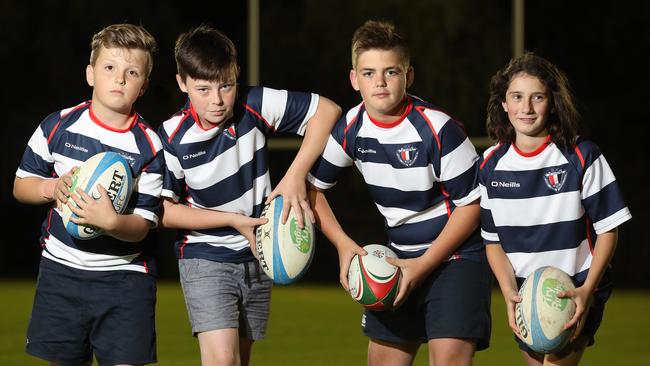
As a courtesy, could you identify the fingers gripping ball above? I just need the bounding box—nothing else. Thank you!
[515,266,577,354]
[347,244,401,311]
[255,196,315,285]
[60,152,133,240]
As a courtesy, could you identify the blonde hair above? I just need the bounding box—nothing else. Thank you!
[351,20,409,69]
[90,24,157,77]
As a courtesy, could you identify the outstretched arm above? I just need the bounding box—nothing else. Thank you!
[267,97,341,227]
[309,185,366,291]
[160,198,267,254]
[386,200,480,307]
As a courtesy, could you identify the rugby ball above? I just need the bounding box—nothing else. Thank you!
[347,244,401,311]
[515,266,577,354]
[60,151,133,240]
[255,196,315,285]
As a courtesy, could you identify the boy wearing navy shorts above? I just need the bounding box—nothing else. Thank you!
[157,26,340,366]
[308,20,491,365]
[13,24,163,365]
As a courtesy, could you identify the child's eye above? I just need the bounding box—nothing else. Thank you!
[362,72,373,78]
[104,65,114,71]
[221,84,233,91]
[386,70,399,76]
[128,70,140,77]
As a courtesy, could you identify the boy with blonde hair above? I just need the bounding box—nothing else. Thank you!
[158,26,340,366]
[14,23,163,365]
[308,20,491,365]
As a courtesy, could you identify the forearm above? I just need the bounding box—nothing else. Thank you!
[418,201,480,269]
[160,199,235,230]
[13,176,57,205]
[308,187,354,248]
[286,97,341,177]
[105,214,151,242]
[581,229,618,293]
[486,244,518,295]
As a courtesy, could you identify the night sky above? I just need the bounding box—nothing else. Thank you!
[2,1,648,287]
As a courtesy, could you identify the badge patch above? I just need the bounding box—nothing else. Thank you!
[544,169,567,192]
[396,145,419,167]
[223,125,237,140]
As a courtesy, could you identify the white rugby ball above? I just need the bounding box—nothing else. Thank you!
[255,196,315,285]
[347,244,401,311]
[60,151,133,240]
[515,266,577,353]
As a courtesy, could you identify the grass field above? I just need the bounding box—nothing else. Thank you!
[1,280,648,365]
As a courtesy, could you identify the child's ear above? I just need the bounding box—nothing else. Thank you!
[350,69,360,91]
[501,101,508,112]
[139,79,149,97]
[406,66,414,88]
[86,65,95,87]
[176,74,188,93]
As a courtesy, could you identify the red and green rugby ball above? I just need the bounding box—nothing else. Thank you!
[347,244,401,311]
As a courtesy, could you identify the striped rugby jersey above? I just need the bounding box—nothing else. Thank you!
[158,86,319,263]
[16,101,164,273]
[479,136,632,283]
[308,96,484,261]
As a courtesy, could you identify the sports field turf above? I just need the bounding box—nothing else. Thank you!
[1,280,648,365]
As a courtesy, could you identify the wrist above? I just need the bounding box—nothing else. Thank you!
[40,178,58,200]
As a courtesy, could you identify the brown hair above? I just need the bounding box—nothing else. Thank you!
[90,23,157,77]
[174,26,238,82]
[351,20,409,69]
[486,52,580,147]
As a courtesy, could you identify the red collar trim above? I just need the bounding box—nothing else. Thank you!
[189,102,220,131]
[512,135,552,157]
[367,96,412,128]
[89,105,137,132]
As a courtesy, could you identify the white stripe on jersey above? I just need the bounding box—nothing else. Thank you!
[489,191,584,227]
[441,138,478,181]
[179,122,222,144]
[505,239,593,278]
[356,161,434,191]
[481,228,499,242]
[321,135,353,168]
[137,172,164,202]
[419,108,450,134]
[376,200,448,227]
[132,207,159,226]
[51,152,84,177]
[390,241,432,253]
[297,93,319,136]
[183,128,265,190]
[187,173,270,216]
[26,126,54,163]
[306,174,336,190]
[43,235,145,272]
[261,88,288,129]
[495,144,568,172]
[66,111,142,154]
[357,114,423,144]
[593,207,632,234]
[582,155,616,199]
[453,186,480,207]
[184,231,250,251]
[163,150,184,179]
[161,188,179,202]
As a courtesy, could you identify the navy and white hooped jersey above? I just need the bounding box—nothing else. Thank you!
[308,96,484,261]
[16,101,164,274]
[158,86,319,263]
[479,136,631,283]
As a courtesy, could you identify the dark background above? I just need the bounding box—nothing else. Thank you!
[2,1,648,287]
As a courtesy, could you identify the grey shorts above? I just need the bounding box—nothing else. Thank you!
[179,258,272,340]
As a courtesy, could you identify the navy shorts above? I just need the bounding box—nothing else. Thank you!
[26,258,157,365]
[362,258,492,350]
[515,271,613,354]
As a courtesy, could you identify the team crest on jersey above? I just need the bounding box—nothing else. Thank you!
[396,145,419,167]
[223,125,237,141]
[544,169,567,192]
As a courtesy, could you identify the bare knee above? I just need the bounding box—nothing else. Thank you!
[428,338,476,366]
[368,338,419,366]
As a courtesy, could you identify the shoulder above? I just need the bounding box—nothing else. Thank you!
[566,136,603,170]
[409,96,454,130]
[479,142,507,173]
[135,115,163,152]
[158,108,192,145]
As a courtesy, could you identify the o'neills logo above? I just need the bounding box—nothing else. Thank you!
[490,181,521,188]
[64,142,89,153]
[182,151,206,160]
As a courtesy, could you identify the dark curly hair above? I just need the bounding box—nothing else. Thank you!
[486,53,580,147]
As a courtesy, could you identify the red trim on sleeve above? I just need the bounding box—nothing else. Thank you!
[415,106,442,151]
[168,110,190,144]
[243,103,275,131]
[574,145,585,169]
[479,143,503,170]
[47,102,90,144]
[138,122,157,155]
[342,115,359,151]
